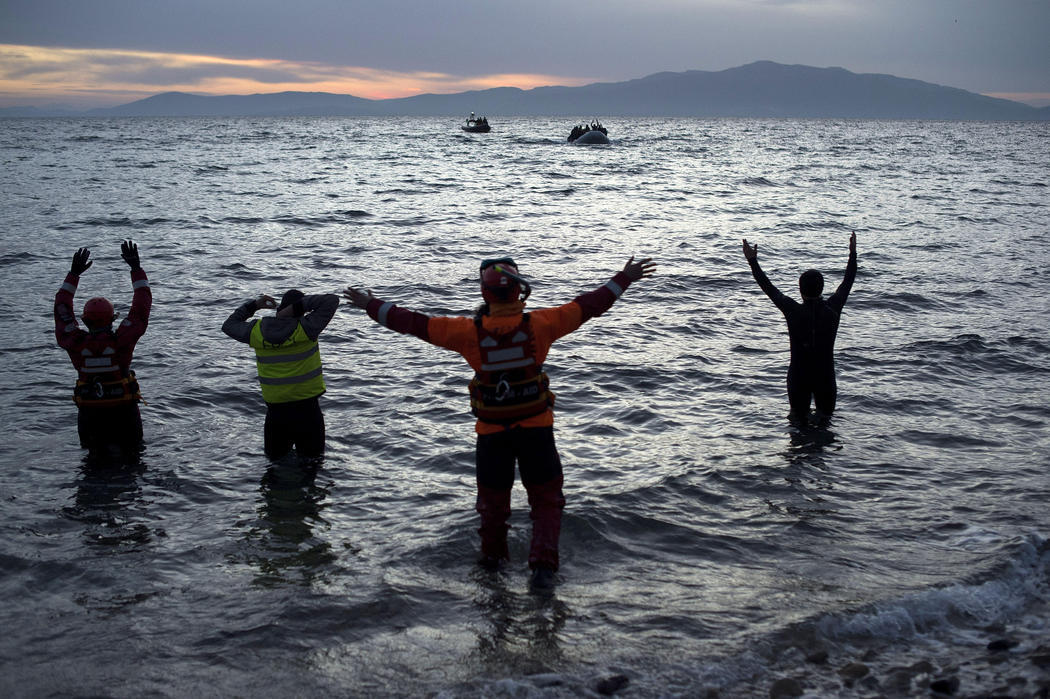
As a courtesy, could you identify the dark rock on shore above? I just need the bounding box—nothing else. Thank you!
[929,675,960,695]
[595,673,629,695]
[769,676,803,698]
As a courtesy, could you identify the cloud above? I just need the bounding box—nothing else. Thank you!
[0,44,594,107]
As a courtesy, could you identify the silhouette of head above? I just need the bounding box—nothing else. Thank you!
[799,269,824,299]
[276,289,305,318]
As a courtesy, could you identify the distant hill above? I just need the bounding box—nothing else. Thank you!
[4,61,1048,120]
[89,90,382,117]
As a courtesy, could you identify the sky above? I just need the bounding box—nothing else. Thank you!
[1,0,1048,109]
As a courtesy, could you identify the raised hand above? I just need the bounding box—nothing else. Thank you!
[742,239,758,260]
[254,294,277,312]
[623,256,656,281]
[849,231,857,255]
[120,239,141,270]
[70,247,93,276]
[342,286,374,309]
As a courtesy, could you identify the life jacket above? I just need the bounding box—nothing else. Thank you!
[249,321,325,404]
[72,335,142,407]
[74,372,141,407]
[468,313,554,424]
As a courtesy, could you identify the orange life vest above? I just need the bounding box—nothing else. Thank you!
[74,371,141,407]
[468,313,554,424]
[72,337,142,407]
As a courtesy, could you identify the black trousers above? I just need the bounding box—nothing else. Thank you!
[475,426,565,570]
[787,364,837,417]
[77,403,143,450]
[264,396,325,460]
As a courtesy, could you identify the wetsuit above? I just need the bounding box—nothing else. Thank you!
[360,270,635,571]
[55,267,152,450]
[748,250,857,418]
[222,295,339,459]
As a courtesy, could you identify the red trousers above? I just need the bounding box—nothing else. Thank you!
[475,426,565,570]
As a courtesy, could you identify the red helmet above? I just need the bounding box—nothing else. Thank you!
[82,297,115,326]
[480,258,529,303]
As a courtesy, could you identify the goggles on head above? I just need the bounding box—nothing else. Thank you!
[479,256,531,302]
[480,257,515,272]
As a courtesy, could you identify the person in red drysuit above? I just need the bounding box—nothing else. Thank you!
[55,240,151,451]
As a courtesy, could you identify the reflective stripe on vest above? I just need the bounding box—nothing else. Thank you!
[479,330,534,371]
[80,345,118,374]
[469,314,553,424]
[249,321,326,403]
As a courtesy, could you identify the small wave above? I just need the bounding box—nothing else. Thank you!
[219,264,251,275]
[374,188,428,196]
[695,534,1050,698]
[899,429,1003,449]
[742,176,777,187]
[221,216,266,224]
[0,251,40,265]
[822,535,1047,641]
[900,220,939,230]
[268,210,373,227]
[781,219,851,232]
[899,334,1050,376]
[863,291,944,312]
[731,344,777,355]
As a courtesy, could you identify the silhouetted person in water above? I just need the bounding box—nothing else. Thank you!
[743,232,857,422]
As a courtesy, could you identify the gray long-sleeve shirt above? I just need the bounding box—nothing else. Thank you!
[222,294,339,345]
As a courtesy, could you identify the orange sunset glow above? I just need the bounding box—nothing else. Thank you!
[0,44,594,107]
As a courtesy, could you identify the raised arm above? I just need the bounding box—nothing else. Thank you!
[828,231,858,311]
[531,256,656,344]
[743,238,792,312]
[343,287,432,342]
[117,240,151,343]
[298,294,340,340]
[572,256,655,322]
[55,247,92,349]
[222,294,274,343]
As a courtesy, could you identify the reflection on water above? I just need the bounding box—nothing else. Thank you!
[471,568,571,675]
[763,421,841,519]
[785,420,840,462]
[64,447,152,549]
[247,458,337,586]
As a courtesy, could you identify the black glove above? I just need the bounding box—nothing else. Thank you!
[70,247,93,276]
[121,239,141,270]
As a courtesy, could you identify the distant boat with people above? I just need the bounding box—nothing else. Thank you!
[462,113,491,133]
[567,119,609,144]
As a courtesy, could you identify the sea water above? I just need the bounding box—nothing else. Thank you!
[0,116,1048,697]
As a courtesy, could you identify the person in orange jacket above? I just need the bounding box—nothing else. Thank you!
[344,255,655,591]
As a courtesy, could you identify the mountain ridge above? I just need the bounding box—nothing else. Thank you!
[3,61,1047,120]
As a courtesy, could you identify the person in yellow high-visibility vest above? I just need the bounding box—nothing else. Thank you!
[223,289,339,459]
